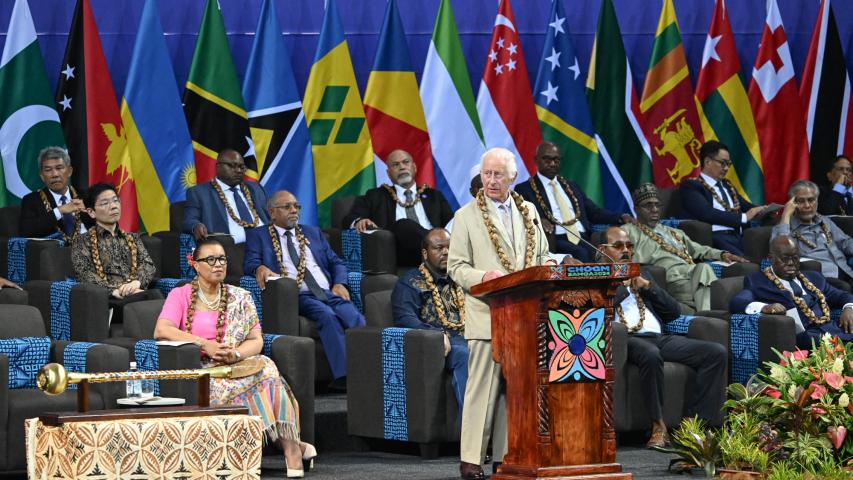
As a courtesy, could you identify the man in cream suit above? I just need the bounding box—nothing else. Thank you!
[448,148,553,480]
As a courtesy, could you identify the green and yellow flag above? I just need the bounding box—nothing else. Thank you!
[304,0,375,227]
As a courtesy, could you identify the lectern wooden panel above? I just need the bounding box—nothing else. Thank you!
[471,263,638,480]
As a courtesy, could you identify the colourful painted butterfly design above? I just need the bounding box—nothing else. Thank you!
[546,308,606,382]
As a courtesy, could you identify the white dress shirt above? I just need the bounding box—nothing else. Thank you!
[393,184,432,228]
[48,187,86,234]
[215,178,264,244]
[699,173,747,232]
[538,172,584,234]
[274,225,331,292]
[618,290,661,335]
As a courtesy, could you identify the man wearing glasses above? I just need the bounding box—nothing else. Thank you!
[598,226,726,448]
[772,180,853,290]
[244,190,364,391]
[679,141,766,256]
[182,149,270,244]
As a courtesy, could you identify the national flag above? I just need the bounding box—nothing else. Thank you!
[696,0,764,204]
[183,0,255,184]
[119,0,195,233]
[586,0,651,213]
[364,0,435,188]
[242,0,318,226]
[304,0,375,227]
[639,0,706,188]
[475,0,542,181]
[56,0,139,231]
[533,0,603,204]
[421,0,485,209]
[800,0,853,178]
[0,0,66,206]
[748,0,809,205]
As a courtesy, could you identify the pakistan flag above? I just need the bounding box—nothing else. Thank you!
[0,0,66,206]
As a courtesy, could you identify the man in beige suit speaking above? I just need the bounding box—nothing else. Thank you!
[448,147,553,479]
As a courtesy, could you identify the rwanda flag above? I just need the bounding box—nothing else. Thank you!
[304,0,375,227]
[119,0,194,233]
[243,0,318,225]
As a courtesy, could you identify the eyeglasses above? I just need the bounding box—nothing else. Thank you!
[601,241,635,250]
[95,197,121,208]
[271,203,302,211]
[794,197,817,205]
[709,157,732,168]
[195,255,228,266]
[217,162,246,171]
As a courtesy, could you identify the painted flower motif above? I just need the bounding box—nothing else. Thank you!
[824,372,845,390]
[546,308,606,382]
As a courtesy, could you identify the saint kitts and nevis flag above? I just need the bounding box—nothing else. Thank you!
[364,0,435,188]
[534,0,603,205]
[183,0,256,184]
[56,0,139,231]
[640,0,708,189]
[586,0,651,212]
[476,0,541,182]
[800,0,853,180]
[748,0,809,205]
[304,0,375,227]
[242,0,318,225]
[421,0,485,209]
[696,0,764,204]
[119,0,195,233]
[0,0,66,206]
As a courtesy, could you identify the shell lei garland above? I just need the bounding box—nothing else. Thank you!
[635,222,695,265]
[763,268,830,326]
[211,181,261,228]
[696,177,740,212]
[418,263,465,332]
[527,176,582,228]
[40,188,81,241]
[268,224,307,287]
[382,184,427,208]
[89,227,138,282]
[792,220,833,249]
[476,190,536,273]
[186,278,228,344]
[615,285,647,334]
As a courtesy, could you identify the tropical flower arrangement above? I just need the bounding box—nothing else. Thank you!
[659,333,853,479]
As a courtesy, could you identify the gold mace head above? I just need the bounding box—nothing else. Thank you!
[37,363,69,396]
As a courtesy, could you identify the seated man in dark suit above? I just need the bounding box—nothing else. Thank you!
[818,155,853,216]
[182,149,270,244]
[244,190,365,390]
[391,228,468,416]
[598,226,726,448]
[679,141,765,256]
[730,235,853,349]
[515,141,631,261]
[20,146,92,239]
[342,149,454,267]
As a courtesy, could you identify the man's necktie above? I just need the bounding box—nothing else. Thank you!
[788,280,811,332]
[229,186,254,223]
[404,189,419,222]
[789,280,803,298]
[285,231,328,302]
[58,195,75,235]
[497,204,514,243]
[716,182,731,208]
[550,178,579,244]
[845,192,853,213]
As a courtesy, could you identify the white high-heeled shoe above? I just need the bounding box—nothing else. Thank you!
[301,442,317,471]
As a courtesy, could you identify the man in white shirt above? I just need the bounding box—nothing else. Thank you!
[598,226,727,448]
[19,146,91,238]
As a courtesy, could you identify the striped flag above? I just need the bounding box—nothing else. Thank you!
[420,0,485,209]
[640,0,705,188]
[304,0,375,227]
[696,0,764,204]
[533,0,603,204]
[242,0,318,225]
[364,0,434,187]
[800,0,853,178]
[475,0,542,181]
[586,0,651,212]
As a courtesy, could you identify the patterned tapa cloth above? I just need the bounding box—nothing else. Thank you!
[25,415,263,479]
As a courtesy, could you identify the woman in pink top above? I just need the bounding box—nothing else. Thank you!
[154,238,314,478]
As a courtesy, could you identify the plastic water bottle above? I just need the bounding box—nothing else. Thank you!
[127,362,142,398]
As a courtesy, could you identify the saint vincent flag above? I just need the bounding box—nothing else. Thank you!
[0,0,66,206]
[364,0,434,187]
[120,0,194,233]
[304,0,375,228]
[56,0,139,231]
[640,0,706,188]
[696,0,764,204]
[183,0,255,184]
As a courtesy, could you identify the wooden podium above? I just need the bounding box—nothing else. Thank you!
[471,263,638,480]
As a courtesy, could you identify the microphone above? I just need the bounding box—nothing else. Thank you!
[559,222,619,264]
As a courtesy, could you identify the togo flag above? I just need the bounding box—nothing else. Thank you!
[0,0,66,205]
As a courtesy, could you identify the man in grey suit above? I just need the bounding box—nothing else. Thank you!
[448,147,552,480]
